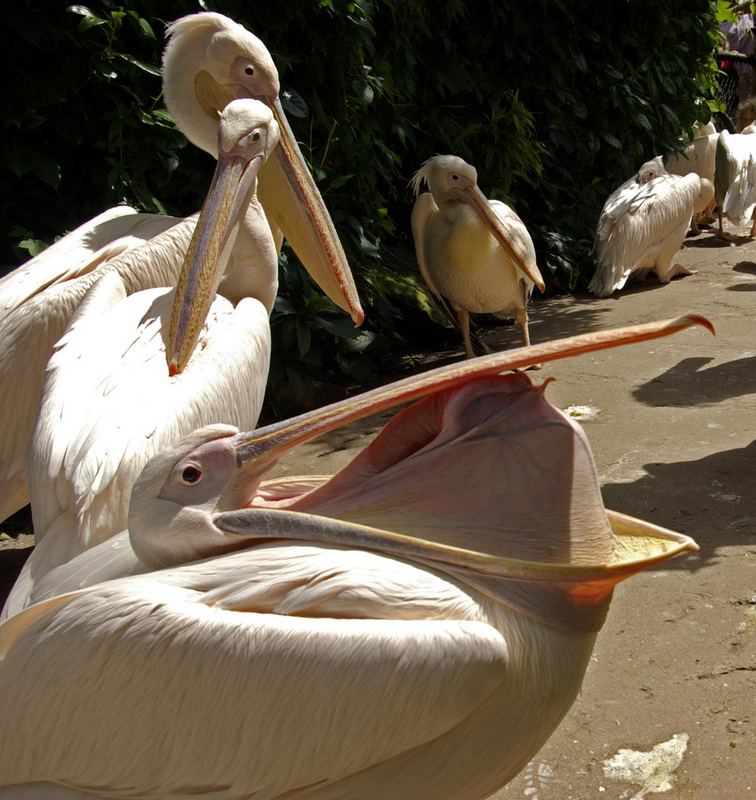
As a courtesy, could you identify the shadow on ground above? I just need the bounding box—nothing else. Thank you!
[481,296,613,352]
[684,232,752,248]
[602,440,756,570]
[633,355,756,406]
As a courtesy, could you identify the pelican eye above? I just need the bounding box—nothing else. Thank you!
[251,131,261,143]
[181,465,203,485]
[451,174,459,181]
[244,65,255,77]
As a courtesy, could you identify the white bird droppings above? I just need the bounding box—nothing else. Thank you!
[563,404,600,421]
[602,733,689,799]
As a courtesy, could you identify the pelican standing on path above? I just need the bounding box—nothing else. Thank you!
[0,12,362,526]
[411,155,545,359]
[2,99,353,618]
[714,128,756,238]
[589,157,713,298]
[0,316,709,799]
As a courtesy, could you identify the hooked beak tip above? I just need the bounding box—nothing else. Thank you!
[688,314,716,336]
[168,359,179,378]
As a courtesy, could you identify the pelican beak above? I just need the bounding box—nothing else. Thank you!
[455,181,545,292]
[166,147,265,376]
[213,315,710,625]
[257,97,364,325]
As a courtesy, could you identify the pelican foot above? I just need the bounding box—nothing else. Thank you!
[667,265,697,281]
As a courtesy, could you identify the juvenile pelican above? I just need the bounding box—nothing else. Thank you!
[0,316,710,798]
[2,100,336,618]
[589,158,713,297]
[0,12,362,526]
[411,155,545,359]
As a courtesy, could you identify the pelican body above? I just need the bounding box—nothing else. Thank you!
[2,98,357,619]
[589,158,713,297]
[715,128,756,235]
[411,155,544,358]
[0,11,362,528]
[0,316,710,799]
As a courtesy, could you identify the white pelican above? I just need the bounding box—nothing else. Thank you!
[589,158,714,297]
[1,100,342,619]
[0,12,362,526]
[715,128,756,237]
[0,316,710,799]
[411,155,545,359]
[665,129,718,233]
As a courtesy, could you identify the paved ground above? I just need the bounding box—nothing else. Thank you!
[1,221,754,798]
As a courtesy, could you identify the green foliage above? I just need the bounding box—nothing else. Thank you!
[1,1,723,396]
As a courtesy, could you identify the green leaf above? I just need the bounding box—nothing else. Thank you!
[114,53,161,77]
[296,318,312,357]
[600,131,623,149]
[281,88,308,118]
[30,159,62,188]
[129,12,156,39]
[17,238,48,257]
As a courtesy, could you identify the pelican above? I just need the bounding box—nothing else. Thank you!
[664,129,718,233]
[0,316,710,799]
[715,128,756,237]
[1,99,341,619]
[589,158,714,297]
[0,11,362,526]
[411,155,545,359]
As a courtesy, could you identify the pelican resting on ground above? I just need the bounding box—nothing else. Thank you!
[589,158,713,298]
[0,11,362,527]
[715,128,756,238]
[0,316,710,799]
[411,155,545,359]
[2,100,352,619]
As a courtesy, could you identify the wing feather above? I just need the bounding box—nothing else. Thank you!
[25,286,270,586]
[411,192,443,298]
[0,219,196,525]
[590,173,699,296]
[0,208,181,323]
[0,545,507,799]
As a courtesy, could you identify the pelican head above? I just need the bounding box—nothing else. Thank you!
[166,99,279,375]
[163,12,363,325]
[412,155,545,291]
[636,156,666,185]
[132,315,711,630]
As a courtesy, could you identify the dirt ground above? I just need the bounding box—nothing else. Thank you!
[1,221,754,798]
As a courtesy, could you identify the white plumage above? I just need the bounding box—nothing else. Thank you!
[0,317,705,799]
[715,128,756,228]
[411,155,544,358]
[589,160,712,297]
[9,278,270,614]
[665,132,718,184]
[2,96,360,618]
[0,207,181,325]
[0,11,360,527]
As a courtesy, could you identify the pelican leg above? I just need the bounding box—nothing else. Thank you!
[717,206,730,241]
[517,284,540,370]
[656,242,696,284]
[750,209,756,238]
[457,309,476,359]
[515,306,531,348]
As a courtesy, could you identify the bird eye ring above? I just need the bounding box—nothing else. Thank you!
[244,65,255,77]
[181,465,202,484]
